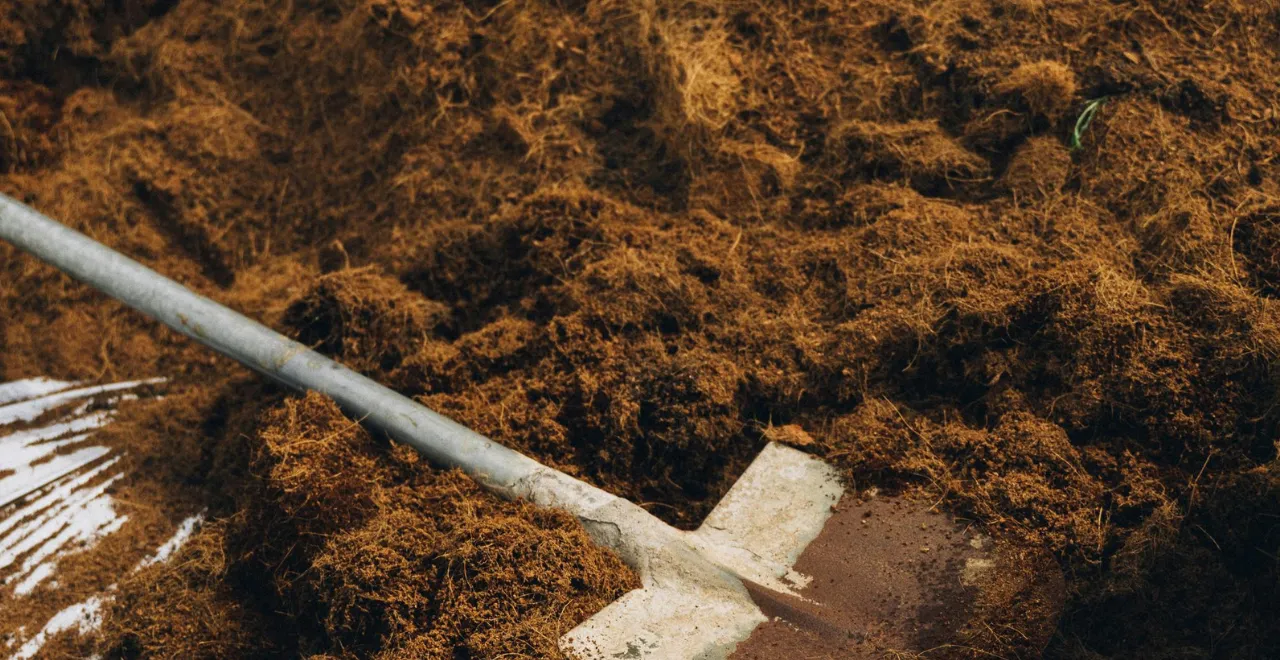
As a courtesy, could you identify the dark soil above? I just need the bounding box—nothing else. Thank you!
[2,0,1279,658]
[731,496,1064,659]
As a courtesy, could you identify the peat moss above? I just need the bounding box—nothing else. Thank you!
[1,0,1279,658]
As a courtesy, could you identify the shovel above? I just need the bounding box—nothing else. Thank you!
[0,193,1062,659]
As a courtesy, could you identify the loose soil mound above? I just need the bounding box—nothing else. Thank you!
[2,0,1280,658]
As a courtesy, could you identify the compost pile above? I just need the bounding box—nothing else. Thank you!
[2,0,1279,657]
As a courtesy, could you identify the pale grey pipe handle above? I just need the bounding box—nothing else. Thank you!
[0,192,548,493]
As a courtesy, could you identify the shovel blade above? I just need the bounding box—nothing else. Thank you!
[561,443,846,659]
[687,442,845,593]
[560,581,764,660]
[560,442,1064,659]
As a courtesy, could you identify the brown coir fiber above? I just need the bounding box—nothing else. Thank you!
[2,0,1280,658]
[99,392,633,659]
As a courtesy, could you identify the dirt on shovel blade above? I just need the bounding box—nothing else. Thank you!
[2,0,1280,658]
[732,496,1064,659]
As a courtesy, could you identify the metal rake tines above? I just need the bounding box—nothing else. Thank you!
[0,377,163,596]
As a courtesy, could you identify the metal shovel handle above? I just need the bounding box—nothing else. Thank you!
[0,193,548,495]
